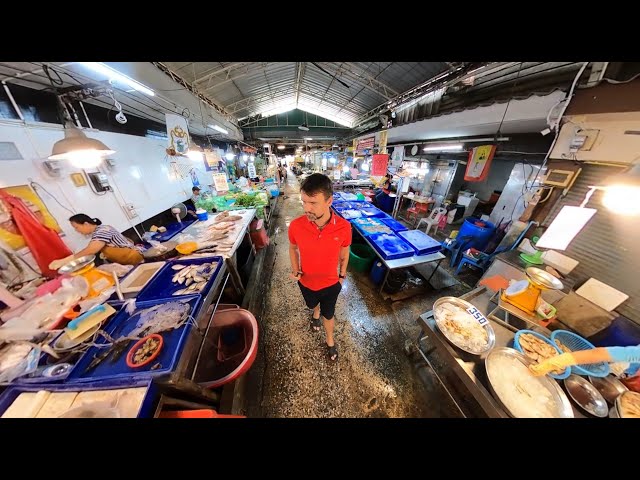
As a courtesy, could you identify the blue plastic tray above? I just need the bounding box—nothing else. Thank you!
[398,230,442,256]
[341,209,363,220]
[367,233,415,260]
[550,330,610,377]
[0,377,158,417]
[513,329,571,380]
[66,295,202,384]
[380,217,408,233]
[152,219,196,242]
[360,206,386,218]
[350,217,392,236]
[136,256,223,302]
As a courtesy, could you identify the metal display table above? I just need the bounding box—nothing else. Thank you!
[415,286,585,418]
[356,230,445,298]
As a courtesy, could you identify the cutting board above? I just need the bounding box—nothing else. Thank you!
[555,292,615,338]
[575,278,629,312]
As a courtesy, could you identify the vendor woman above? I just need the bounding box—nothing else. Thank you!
[50,214,144,268]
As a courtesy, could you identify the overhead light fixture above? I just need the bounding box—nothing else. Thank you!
[298,123,309,131]
[186,143,204,162]
[242,154,248,162]
[49,122,115,168]
[78,62,155,96]
[249,155,255,161]
[225,153,235,161]
[304,137,313,141]
[210,124,229,135]
[277,145,286,150]
[423,144,464,152]
[585,158,640,216]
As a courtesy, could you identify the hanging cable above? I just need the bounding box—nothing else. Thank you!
[29,181,76,214]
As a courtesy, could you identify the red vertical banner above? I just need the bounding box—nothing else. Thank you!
[464,145,496,182]
[371,154,389,177]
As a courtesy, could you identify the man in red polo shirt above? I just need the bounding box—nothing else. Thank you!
[289,173,351,362]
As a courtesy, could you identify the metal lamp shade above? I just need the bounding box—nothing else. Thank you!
[49,124,115,160]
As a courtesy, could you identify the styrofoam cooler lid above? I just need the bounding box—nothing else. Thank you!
[505,279,530,297]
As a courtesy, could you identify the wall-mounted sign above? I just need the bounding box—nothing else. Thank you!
[203,149,222,172]
[70,173,87,187]
[212,173,229,192]
[391,146,404,167]
[248,163,257,178]
[464,145,496,182]
[165,113,190,155]
[371,154,389,177]
[356,136,375,154]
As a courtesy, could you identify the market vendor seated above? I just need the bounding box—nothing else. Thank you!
[49,214,144,269]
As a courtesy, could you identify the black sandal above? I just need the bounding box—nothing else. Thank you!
[310,315,322,332]
[327,344,338,362]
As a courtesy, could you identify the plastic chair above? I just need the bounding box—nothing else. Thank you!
[441,234,475,267]
[417,207,447,235]
[406,202,430,226]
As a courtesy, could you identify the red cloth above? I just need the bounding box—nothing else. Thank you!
[0,191,72,278]
[288,212,352,291]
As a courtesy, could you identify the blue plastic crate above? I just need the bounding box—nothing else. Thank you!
[367,233,415,260]
[380,217,408,233]
[0,377,158,418]
[360,206,386,217]
[513,329,571,380]
[152,219,196,242]
[136,256,223,302]
[398,230,442,256]
[66,295,202,384]
[550,330,610,378]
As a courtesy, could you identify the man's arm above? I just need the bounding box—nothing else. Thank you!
[289,243,302,280]
[338,246,349,283]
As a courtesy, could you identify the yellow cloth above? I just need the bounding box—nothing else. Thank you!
[100,246,144,266]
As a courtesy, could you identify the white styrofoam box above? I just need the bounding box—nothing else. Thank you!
[541,250,579,275]
[576,278,629,312]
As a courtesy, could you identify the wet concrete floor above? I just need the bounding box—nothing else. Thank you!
[243,172,484,418]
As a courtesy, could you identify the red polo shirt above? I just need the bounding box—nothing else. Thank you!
[288,211,352,291]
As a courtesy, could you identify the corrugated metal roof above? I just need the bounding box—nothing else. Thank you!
[162,62,451,126]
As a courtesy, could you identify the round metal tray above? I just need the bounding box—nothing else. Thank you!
[564,374,608,418]
[485,347,574,418]
[433,296,495,355]
[589,375,628,405]
[58,255,96,274]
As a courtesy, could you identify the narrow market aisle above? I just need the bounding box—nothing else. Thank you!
[250,172,465,418]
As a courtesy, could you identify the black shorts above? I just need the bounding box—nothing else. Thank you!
[297,281,342,319]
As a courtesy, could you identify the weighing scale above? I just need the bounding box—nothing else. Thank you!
[58,255,115,298]
[500,267,563,316]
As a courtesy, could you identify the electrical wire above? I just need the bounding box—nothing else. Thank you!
[29,181,76,214]
[602,71,640,84]
[495,62,523,138]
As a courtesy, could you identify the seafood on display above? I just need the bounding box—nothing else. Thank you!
[619,391,640,418]
[434,301,489,353]
[488,352,560,418]
[171,262,218,295]
[519,333,564,374]
[132,337,161,365]
[554,339,572,354]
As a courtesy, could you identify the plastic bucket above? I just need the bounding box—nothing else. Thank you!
[458,217,496,251]
[349,244,375,273]
[196,210,209,221]
[370,261,387,285]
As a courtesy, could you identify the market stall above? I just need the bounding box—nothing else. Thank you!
[415,282,636,418]
[0,207,265,417]
[332,193,446,299]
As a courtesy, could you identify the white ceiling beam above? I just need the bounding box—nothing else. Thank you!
[193,62,249,85]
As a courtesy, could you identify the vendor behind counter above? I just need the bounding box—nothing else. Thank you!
[50,214,144,268]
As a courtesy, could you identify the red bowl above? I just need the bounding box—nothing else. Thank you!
[126,334,164,368]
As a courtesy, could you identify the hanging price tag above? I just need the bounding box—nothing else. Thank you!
[466,306,488,326]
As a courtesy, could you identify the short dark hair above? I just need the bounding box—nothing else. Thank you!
[300,173,333,200]
[192,186,201,192]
